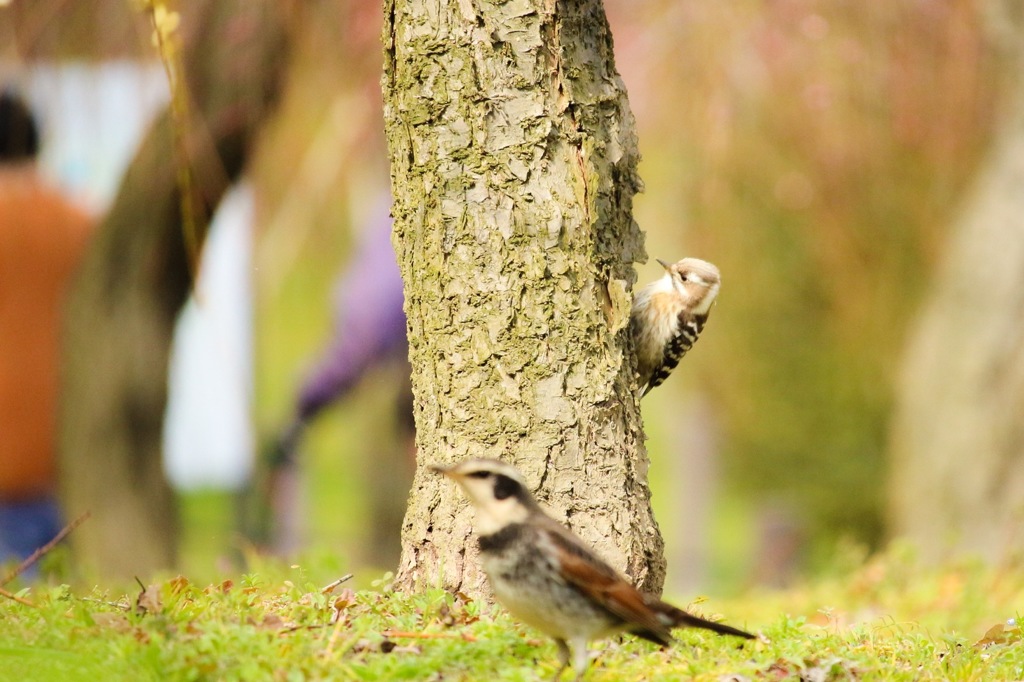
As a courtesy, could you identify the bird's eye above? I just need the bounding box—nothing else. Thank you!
[493,474,521,501]
[467,471,491,479]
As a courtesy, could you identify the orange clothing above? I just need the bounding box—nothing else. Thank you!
[0,167,92,500]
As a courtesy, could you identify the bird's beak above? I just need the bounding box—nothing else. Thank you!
[656,258,671,271]
[429,464,457,479]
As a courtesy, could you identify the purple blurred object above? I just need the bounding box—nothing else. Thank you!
[266,207,410,555]
[296,210,408,422]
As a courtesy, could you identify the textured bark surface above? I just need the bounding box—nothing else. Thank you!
[383,0,661,594]
[59,0,288,579]
[888,1,1024,562]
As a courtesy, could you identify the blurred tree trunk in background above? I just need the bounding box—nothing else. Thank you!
[59,0,289,579]
[888,1,1024,563]
[383,0,660,594]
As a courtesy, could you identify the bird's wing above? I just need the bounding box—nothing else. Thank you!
[540,521,673,645]
[643,313,706,396]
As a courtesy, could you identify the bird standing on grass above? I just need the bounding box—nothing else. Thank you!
[433,458,754,680]
[630,257,721,397]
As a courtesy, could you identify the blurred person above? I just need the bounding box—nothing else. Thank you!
[0,91,93,572]
[265,203,413,565]
[164,184,255,492]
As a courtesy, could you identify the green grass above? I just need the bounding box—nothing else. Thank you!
[2,547,1023,681]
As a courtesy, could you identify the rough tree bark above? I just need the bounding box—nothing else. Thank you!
[383,0,660,594]
[888,1,1024,563]
[59,0,289,579]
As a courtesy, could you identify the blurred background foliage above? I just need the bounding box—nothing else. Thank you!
[606,0,1005,588]
[2,0,1014,593]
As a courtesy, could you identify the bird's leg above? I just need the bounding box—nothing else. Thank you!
[552,639,570,682]
[571,637,590,681]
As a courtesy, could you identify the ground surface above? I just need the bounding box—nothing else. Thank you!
[1,547,1022,681]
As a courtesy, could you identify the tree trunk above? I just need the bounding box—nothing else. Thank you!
[383,0,661,595]
[887,2,1024,563]
[59,0,289,579]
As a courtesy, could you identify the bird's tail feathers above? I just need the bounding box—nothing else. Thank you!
[655,603,756,640]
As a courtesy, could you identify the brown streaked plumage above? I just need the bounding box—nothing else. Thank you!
[630,257,721,397]
[432,458,754,680]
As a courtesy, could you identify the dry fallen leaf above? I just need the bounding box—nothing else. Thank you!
[135,583,162,615]
[168,575,191,595]
[975,621,1023,648]
[976,623,1006,648]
